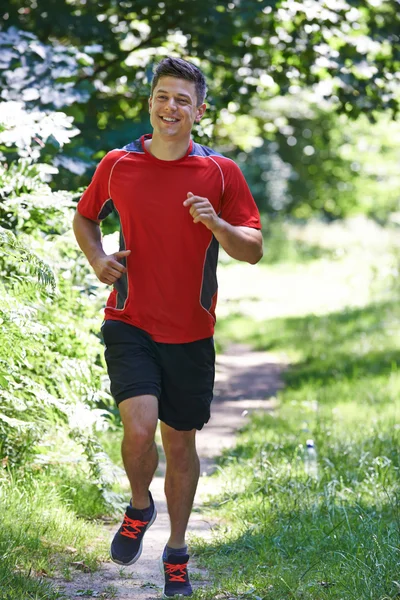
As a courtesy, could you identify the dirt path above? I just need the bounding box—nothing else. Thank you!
[54,345,286,599]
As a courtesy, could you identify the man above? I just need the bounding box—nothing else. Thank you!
[73,57,263,598]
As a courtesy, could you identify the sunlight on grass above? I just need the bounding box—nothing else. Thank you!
[197,223,400,599]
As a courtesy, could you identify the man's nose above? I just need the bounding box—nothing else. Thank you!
[166,97,177,110]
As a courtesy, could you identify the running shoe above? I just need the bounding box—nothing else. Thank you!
[110,492,157,565]
[160,552,193,598]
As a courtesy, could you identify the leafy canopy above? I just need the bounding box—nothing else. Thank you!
[3,0,399,169]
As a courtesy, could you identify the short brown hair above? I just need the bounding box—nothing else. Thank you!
[151,57,207,105]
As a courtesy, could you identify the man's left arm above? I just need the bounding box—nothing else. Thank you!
[183,192,263,265]
[211,220,263,264]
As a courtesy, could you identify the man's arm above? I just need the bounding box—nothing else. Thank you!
[73,211,130,284]
[211,221,263,265]
[183,193,263,265]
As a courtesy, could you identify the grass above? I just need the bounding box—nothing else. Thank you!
[0,469,109,599]
[191,289,400,596]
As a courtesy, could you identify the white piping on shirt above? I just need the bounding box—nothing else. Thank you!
[95,149,144,220]
[104,150,134,312]
[108,152,130,199]
[208,156,225,196]
[187,153,234,205]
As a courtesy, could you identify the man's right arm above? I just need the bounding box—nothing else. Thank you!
[73,211,130,285]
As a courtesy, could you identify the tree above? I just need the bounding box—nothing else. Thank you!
[2,0,399,189]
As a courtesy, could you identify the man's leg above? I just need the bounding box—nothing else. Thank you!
[156,337,213,595]
[119,394,159,509]
[160,422,200,548]
[110,394,159,566]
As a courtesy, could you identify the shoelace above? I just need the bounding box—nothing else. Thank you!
[164,562,188,583]
[121,514,149,539]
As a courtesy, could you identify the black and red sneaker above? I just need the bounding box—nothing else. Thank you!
[110,492,157,566]
[160,553,193,598]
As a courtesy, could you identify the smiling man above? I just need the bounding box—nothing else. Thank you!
[73,57,263,598]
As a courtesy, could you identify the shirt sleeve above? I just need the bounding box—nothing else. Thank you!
[218,158,262,229]
[77,150,122,222]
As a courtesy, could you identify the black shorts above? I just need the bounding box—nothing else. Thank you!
[101,319,215,431]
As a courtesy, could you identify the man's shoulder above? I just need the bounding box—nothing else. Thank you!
[121,138,145,154]
[190,142,238,167]
[102,139,144,159]
[96,140,144,169]
[191,142,223,158]
[191,142,233,159]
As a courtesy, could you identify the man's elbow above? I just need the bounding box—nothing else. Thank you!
[248,244,264,265]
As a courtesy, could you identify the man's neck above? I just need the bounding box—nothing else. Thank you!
[145,134,191,161]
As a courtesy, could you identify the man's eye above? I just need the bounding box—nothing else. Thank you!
[158,95,167,100]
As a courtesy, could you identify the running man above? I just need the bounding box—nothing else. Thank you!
[73,57,263,598]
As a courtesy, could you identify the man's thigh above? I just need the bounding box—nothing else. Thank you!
[156,337,215,432]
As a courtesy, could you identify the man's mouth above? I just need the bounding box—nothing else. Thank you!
[160,116,179,123]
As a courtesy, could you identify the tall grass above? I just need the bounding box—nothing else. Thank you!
[0,470,108,599]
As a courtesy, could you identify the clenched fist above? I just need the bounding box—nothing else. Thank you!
[91,250,131,285]
[183,192,221,232]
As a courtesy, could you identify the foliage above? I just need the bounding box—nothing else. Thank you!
[0,203,119,504]
[5,0,400,115]
[0,33,81,171]
[0,93,121,510]
[1,7,400,219]
[2,0,400,190]
[0,224,55,290]
[233,99,400,219]
[0,63,126,596]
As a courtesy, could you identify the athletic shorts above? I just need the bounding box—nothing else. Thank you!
[100,319,215,431]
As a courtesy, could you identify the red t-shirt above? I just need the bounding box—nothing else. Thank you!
[77,134,261,343]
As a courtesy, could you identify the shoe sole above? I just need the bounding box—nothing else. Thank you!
[110,506,157,566]
[159,554,192,598]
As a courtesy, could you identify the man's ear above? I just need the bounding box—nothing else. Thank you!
[148,96,152,113]
[195,103,207,122]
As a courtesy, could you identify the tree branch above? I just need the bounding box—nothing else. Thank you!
[78,26,178,83]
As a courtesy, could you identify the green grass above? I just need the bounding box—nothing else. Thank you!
[192,298,400,600]
[0,470,108,599]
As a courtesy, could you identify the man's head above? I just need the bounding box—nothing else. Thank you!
[149,57,207,142]
[151,57,207,106]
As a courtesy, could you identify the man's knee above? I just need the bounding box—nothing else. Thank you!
[163,428,198,466]
[119,395,158,451]
[123,424,155,450]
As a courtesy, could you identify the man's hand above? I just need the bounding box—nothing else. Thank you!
[183,192,263,264]
[91,250,131,285]
[183,192,221,232]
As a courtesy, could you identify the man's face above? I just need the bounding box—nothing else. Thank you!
[149,76,206,141]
